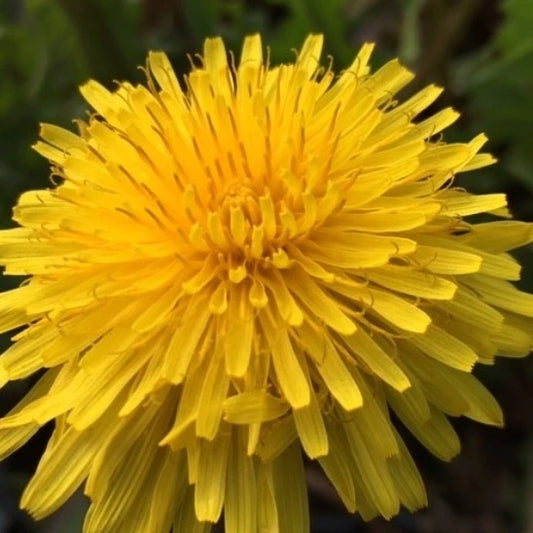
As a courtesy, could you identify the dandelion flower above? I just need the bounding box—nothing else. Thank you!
[1,34,532,532]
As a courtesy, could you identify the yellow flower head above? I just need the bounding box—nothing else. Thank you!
[1,34,532,532]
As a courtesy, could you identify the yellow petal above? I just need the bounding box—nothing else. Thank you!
[300,240,390,269]
[0,370,57,460]
[256,462,279,533]
[439,192,507,217]
[401,349,469,417]
[386,372,431,424]
[345,415,400,519]
[84,398,175,533]
[68,346,152,430]
[297,323,363,411]
[174,486,213,533]
[225,429,257,533]
[311,228,417,256]
[148,51,184,99]
[462,221,533,253]
[297,34,324,76]
[224,286,254,377]
[343,328,411,392]
[440,286,504,332]
[293,388,329,459]
[132,287,182,333]
[396,405,460,461]
[141,449,189,533]
[256,416,297,463]
[22,412,115,520]
[478,251,521,280]
[387,431,427,512]
[410,244,482,274]
[409,324,478,371]
[446,370,503,426]
[284,266,356,335]
[271,443,310,533]
[208,282,228,314]
[365,288,432,333]
[239,33,263,67]
[493,324,532,357]
[195,345,229,440]
[463,275,533,317]
[344,369,399,458]
[260,310,310,409]
[159,358,209,449]
[344,206,439,233]
[261,270,304,326]
[318,418,357,512]
[182,256,219,294]
[368,266,457,300]
[161,295,212,383]
[194,431,231,523]
[79,80,127,123]
[223,391,289,424]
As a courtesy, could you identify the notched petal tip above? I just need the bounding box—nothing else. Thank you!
[297,34,324,74]
[203,36,229,72]
[240,33,263,67]
[344,42,375,78]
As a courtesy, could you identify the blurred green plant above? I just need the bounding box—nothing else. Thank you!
[0,0,86,225]
[456,0,533,197]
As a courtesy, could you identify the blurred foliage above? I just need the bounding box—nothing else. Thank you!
[0,1,532,532]
[456,0,533,203]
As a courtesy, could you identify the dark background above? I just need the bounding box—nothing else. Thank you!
[0,0,532,532]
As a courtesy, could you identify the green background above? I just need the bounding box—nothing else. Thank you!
[0,1,532,532]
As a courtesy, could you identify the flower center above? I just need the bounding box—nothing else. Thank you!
[220,181,261,227]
